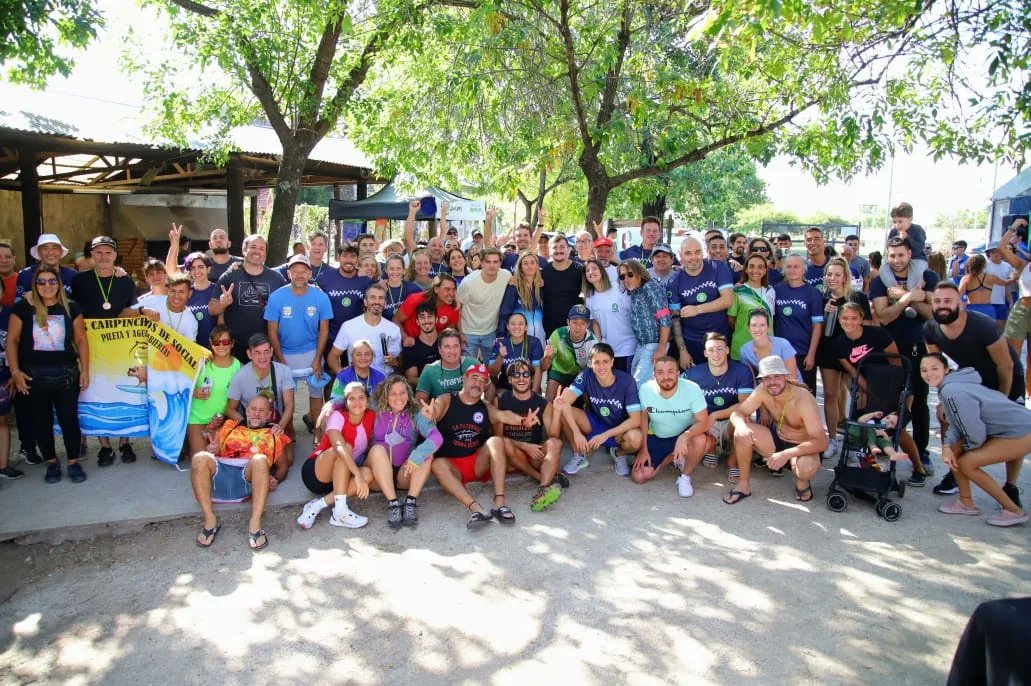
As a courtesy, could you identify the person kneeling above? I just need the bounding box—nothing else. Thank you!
[633,356,709,496]
[495,360,566,512]
[191,395,291,551]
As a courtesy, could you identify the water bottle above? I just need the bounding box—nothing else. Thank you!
[379,333,389,357]
[824,299,839,337]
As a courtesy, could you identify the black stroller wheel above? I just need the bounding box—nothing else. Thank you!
[883,502,903,522]
[875,500,885,516]
[827,492,847,512]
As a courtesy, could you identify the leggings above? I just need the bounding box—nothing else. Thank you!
[30,374,82,463]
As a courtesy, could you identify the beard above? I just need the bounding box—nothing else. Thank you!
[211,247,229,255]
[933,306,960,324]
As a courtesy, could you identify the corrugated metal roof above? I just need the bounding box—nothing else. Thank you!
[0,89,373,168]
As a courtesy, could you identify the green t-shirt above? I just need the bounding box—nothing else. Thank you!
[415,356,478,398]
[727,285,774,360]
[548,327,597,377]
[188,358,241,424]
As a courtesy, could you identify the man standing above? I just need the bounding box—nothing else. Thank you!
[225,333,296,481]
[728,233,749,267]
[870,236,938,471]
[923,282,1023,496]
[160,274,199,339]
[541,235,584,338]
[948,240,969,286]
[206,228,242,282]
[415,329,480,402]
[456,247,511,361]
[842,235,871,292]
[315,243,373,365]
[571,231,594,265]
[725,355,827,505]
[984,243,1015,329]
[501,223,547,271]
[620,216,663,267]
[190,395,289,551]
[265,254,333,432]
[72,235,160,466]
[495,360,566,512]
[402,303,441,387]
[329,283,402,376]
[592,236,620,281]
[634,356,709,496]
[669,236,734,369]
[209,235,287,362]
[0,241,15,307]
[647,244,679,297]
[803,227,831,290]
[776,233,793,255]
[276,233,331,283]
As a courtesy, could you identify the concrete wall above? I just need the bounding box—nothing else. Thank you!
[0,190,108,264]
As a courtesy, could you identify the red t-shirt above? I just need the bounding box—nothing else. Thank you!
[398,291,460,338]
[312,408,376,462]
[1,273,16,307]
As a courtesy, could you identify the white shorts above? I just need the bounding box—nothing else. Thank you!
[283,351,323,398]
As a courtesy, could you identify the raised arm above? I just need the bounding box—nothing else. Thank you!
[404,200,420,254]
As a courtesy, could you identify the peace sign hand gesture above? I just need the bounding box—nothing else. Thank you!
[219,283,234,306]
[418,398,435,422]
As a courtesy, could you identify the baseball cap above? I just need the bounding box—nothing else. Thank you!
[568,304,591,321]
[472,229,483,238]
[287,254,311,269]
[446,225,458,235]
[757,355,790,378]
[593,237,614,249]
[464,363,489,379]
[652,243,674,256]
[91,235,117,251]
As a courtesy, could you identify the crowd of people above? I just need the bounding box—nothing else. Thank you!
[1,201,1028,550]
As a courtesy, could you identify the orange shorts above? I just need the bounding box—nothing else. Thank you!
[446,452,490,485]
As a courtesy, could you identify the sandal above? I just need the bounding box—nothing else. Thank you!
[248,529,269,551]
[727,468,741,484]
[195,520,221,548]
[794,483,814,502]
[491,493,516,524]
[466,501,493,530]
[723,490,752,505]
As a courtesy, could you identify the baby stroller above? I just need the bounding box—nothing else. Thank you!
[826,353,911,521]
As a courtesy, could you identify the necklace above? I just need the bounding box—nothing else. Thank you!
[95,271,114,310]
[166,303,185,332]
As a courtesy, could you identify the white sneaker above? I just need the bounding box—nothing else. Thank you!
[296,498,326,529]
[676,474,694,497]
[563,453,590,475]
[329,508,368,528]
[612,450,630,477]
[823,438,838,459]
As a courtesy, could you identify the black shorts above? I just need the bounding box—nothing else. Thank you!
[301,458,333,496]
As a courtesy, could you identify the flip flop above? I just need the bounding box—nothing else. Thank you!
[195,520,221,548]
[466,510,493,530]
[723,490,752,505]
[795,483,814,502]
[248,529,269,551]
[491,505,516,524]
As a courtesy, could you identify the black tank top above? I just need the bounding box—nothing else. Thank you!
[437,394,491,458]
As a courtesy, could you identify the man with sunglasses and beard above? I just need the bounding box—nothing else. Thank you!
[922,281,1023,497]
[495,360,566,512]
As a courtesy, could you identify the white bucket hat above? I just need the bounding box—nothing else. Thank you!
[30,233,70,260]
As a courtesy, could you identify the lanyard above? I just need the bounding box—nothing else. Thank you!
[95,271,114,308]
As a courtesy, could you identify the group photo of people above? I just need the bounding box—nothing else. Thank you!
[1,202,1028,551]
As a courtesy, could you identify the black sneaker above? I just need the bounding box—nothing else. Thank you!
[1003,482,1023,510]
[44,462,61,483]
[387,500,402,529]
[402,497,419,527]
[920,451,935,477]
[97,447,115,467]
[19,448,43,466]
[119,444,137,463]
[907,472,927,487]
[0,465,25,480]
[67,463,87,483]
[933,472,958,495]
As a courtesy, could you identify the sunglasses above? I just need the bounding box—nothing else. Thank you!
[211,339,233,346]
[36,278,59,286]
[618,272,636,280]
[752,246,770,253]
[508,370,532,379]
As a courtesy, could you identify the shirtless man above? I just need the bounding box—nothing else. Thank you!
[724,355,828,504]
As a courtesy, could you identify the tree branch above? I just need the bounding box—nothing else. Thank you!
[594,0,632,133]
[165,0,218,17]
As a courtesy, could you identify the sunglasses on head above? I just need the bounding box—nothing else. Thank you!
[508,370,532,379]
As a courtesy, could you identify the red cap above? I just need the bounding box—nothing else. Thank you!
[464,363,489,379]
[593,237,613,248]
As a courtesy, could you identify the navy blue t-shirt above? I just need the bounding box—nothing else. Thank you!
[805,259,860,292]
[773,281,825,355]
[16,265,77,300]
[315,269,373,340]
[619,245,680,269]
[683,360,755,414]
[502,253,548,272]
[382,281,422,322]
[669,260,734,342]
[568,368,641,427]
[868,268,939,344]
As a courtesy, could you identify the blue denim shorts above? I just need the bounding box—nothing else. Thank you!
[211,458,252,503]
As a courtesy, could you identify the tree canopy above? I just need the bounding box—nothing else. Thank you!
[1,0,103,83]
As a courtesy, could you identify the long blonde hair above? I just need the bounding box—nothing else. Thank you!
[31,265,71,329]
[512,251,543,309]
[823,257,854,299]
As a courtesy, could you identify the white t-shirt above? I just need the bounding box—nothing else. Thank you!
[331,315,402,374]
[586,287,636,357]
[143,294,199,339]
[985,259,1013,304]
[457,268,512,335]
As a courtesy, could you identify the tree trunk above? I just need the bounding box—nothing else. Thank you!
[266,144,310,264]
[584,177,610,236]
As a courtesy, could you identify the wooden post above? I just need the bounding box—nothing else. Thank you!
[249,195,258,235]
[227,155,245,242]
[18,147,42,263]
[332,184,343,258]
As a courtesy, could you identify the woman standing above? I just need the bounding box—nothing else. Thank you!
[772,255,824,394]
[727,253,775,360]
[958,254,1007,319]
[380,254,421,322]
[922,353,1027,526]
[186,325,240,457]
[8,266,89,484]
[499,251,546,345]
[182,252,216,345]
[445,248,470,285]
[618,259,671,385]
[359,254,380,281]
[406,249,434,291]
[582,259,635,372]
[739,309,801,382]
[747,237,781,285]
[816,257,872,456]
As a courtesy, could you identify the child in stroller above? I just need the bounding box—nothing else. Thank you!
[845,410,909,470]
